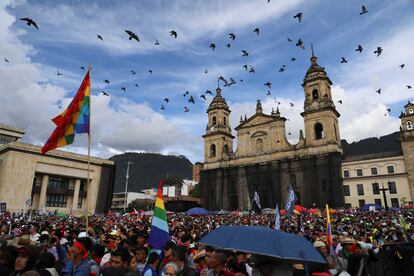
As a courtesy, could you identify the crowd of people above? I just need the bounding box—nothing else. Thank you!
[0,208,413,276]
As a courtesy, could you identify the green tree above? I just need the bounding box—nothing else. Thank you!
[162,174,184,188]
[128,199,153,211]
[189,184,201,198]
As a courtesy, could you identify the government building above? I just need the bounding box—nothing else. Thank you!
[0,123,115,214]
[199,54,414,211]
[200,53,345,210]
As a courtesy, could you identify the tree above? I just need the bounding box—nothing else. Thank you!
[162,174,184,188]
[189,184,200,198]
[128,199,153,211]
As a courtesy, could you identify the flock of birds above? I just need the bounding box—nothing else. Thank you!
[3,4,412,119]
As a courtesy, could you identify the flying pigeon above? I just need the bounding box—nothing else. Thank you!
[183,91,189,97]
[296,39,305,49]
[264,82,272,89]
[376,89,381,94]
[80,66,85,71]
[205,90,213,95]
[155,40,160,46]
[4,57,9,63]
[101,91,109,96]
[287,37,293,42]
[164,98,169,103]
[267,91,271,96]
[205,69,208,74]
[200,95,206,100]
[400,64,405,69]
[293,12,303,22]
[408,85,412,89]
[279,67,285,72]
[291,57,296,61]
[290,102,294,107]
[249,66,255,73]
[161,105,165,110]
[148,70,153,74]
[57,70,63,76]
[189,96,195,104]
[243,64,248,70]
[226,43,231,48]
[130,70,136,75]
[125,30,139,42]
[104,80,110,85]
[210,43,216,50]
[338,100,343,104]
[20,18,38,29]
[360,5,368,15]
[241,50,249,57]
[184,107,190,112]
[229,33,236,40]
[121,87,126,92]
[341,57,348,63]
[253,28,260,35]
[374,47,383,57]
[97,34,103,41]
[170,30,177,38]
[135,83,139,88]
[355,45,363,53]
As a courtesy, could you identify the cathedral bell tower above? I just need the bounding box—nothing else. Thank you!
[203,87,234,163]
[399,102,414,200]
[301,48,341,148]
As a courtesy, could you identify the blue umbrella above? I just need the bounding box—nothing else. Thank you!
[199,226,326,264]
[186,207,208,215]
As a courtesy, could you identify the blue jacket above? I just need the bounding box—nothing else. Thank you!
[58,246,91,276]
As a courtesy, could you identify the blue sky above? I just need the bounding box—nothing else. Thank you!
[0,0,413,163]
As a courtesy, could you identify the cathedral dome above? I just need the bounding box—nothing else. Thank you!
[207,87,230,112]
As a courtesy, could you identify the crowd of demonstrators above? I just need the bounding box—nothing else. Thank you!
[0,208,413,275]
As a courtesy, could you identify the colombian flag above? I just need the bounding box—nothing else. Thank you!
[326,204,334,255]
[148,180,170,249]
[41,70,90,154]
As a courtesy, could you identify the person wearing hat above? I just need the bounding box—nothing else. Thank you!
[338,238,372,276]
[59,237,91,276]
[10,244,40,276]
[10,235,36,248]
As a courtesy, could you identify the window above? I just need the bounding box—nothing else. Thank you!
[46,194,68,207]
[371,167,378,175]
[359,199,366,207]
[223,117,226,126]
[388,181,397,194]
[409,108,414,114]
[312,89,319,100]
[374,199,382,207]
[343,185,350,196]
[343,170,350,178]
[212,116,217,125]
[48,176,69,189]
[314,123,324,139]
[223,144,229,155]
[356,169,363,176]
[357,184,364,195]
[387,165,394,174]
[391,198,399,208]
[407,121,413,130]
[372,183,380,195]
[210,144,216,157]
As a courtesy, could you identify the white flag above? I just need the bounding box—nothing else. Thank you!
[275,204,281,230]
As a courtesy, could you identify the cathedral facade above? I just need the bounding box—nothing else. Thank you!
[200,54,345,210]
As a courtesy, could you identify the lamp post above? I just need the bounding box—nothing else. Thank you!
[124,161,132,212]
[379,182,389,211]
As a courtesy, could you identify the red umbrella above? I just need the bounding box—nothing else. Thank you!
[280,209,287,215]
[294,205,308,213]
[308,208,320,214]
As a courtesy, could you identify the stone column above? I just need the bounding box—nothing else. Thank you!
[38,175,48,209]
[72,179,81,209]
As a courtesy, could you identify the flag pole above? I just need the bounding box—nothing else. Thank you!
[86,64,91,236]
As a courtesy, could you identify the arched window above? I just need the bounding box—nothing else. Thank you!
[223,117,226,126]
[409,109,414,114]
[210,144,216,157]
[223,144,229,155]
[212,116,217,125]
[312,89,319,100]
[314,123,324,139]
[256,138,263,153]
[407,121,413,130]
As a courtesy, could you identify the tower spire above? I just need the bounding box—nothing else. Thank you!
[311,43,315,57]
[310,43,318,65]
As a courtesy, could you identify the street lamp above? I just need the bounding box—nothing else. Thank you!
[124,161,132,212]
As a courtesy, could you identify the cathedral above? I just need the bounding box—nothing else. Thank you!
[200,53,345,210]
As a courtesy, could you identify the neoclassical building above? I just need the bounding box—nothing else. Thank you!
[200,54,345,210]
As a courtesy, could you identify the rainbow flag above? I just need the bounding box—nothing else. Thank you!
[41,70,90,154]
[326,204,334,255]
[148,180,170,249]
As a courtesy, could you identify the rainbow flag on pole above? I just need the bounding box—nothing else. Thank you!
[326,204,334,255]
[148,180,170,249]
[41,70,90,154]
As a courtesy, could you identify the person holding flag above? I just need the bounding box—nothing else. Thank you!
[250,189,261,214]
[284,184,298,216]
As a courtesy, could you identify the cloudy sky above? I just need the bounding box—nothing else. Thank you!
[0,0,413,163]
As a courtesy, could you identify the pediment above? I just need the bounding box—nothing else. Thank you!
[235,114,275,130]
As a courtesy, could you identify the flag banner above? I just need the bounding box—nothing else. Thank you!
[251,189,261,214]
[285,185,298,215]
[326,204,334,255]
[41,70,90,154]
[275,204,281,230]
[148,180,170,249]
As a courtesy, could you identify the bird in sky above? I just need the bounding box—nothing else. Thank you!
[170,30,177,38]
[279,67,285,72]
[360,5,368,15]
[376,89,381,94]
[408,85,412,89]
[293,12,303,22]
[184,107,190,112]
[243,64,248,70]
[249,66,255,73]
[253,28,260,35]
[264,82,272,89]
[130,70,136,75]
[296,39,305,49]
[4,57,10,63]
[161,105,165,110]
[229,33,236,40]
[104,79,110,85]
[240,79,244,82]
[355,45,363,53]
[288,132,292,135]
[155,40,160,46]
[80,66,85,71]
[226,43,231,48]
[386,108,391,113]
[241,50,249,57]
[135,83,139,88]
[101,91,109,96]
[338,100,343,104]
[374,47,383,57]
[164,98,169,103]
[291,57,296,61]
[290,102,294,107]
[57,70,63,76]
[200,95,206,100]
[121,87,126,92]
[20,18,38,29]
[97,34,103,41]
[210,43,216,50]
[183,91,189,97]
[341,57,348,63]
[267,91,271,96]
[400,64,405,69]
[148,70,153,74]
[287,37,293,42]
[205,90,213,95]
[125,30,139,42]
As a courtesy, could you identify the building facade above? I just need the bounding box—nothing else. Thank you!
[0,127,115,214]
[200,54,345,210]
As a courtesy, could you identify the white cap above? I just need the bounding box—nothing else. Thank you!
[78,231,87,238]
